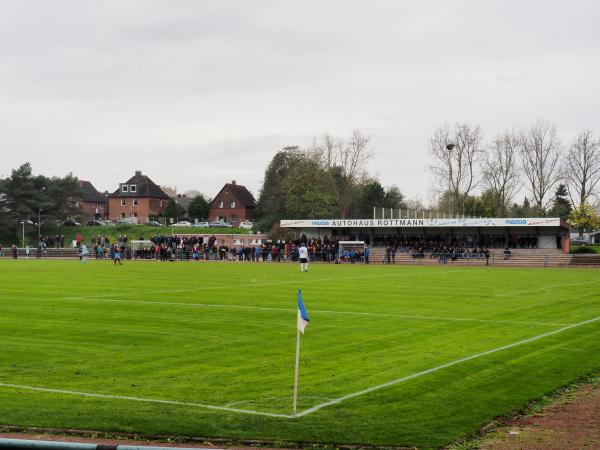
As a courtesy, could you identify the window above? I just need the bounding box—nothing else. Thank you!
[230,201,236,208]
[133,212,138,218]
[120,199,126,206]
[121,213,125,219]
[219,201,224,208]
[160,200,163,207]
[231,214,238,223]
[121,185,128,193]
[133,198,138,206]
[130,185,137,193]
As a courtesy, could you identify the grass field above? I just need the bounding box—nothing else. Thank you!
[0,260,599,448]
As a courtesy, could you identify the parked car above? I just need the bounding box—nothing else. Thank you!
[173,221,193,227]
[571,236,592,245]
[117,218,138,225]
[239,221,254,229]
[86,220,105,226]
[195,221,209,228]
[145,220,164,227]
[99,219,116,226]
[63,219,81,227]
[209,220,233,228]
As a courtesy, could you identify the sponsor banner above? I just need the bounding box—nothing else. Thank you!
[280,218,562,228]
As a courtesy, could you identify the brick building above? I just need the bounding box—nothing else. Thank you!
[108,171,169,224]
[209,180,257,226]
[78,180,108,221]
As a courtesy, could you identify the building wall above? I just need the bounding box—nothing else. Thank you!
[108,197,166,223]
[80,201,107,221]
[209,191,255,225]
[209,206,254,225]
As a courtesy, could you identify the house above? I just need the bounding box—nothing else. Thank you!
[78,180,108,221]
[174,194,192,214]
[209,180,257,226]
[108,170,169,224]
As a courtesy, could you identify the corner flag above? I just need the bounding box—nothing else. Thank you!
[293,289,310,417]
[297,289,310,334]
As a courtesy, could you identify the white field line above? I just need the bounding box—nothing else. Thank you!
[494,279,600,297]
[0,383,292,419]
[64,269,463,300]
[1,316,597,419]
[295,315,600,417]
[59,297,569,327]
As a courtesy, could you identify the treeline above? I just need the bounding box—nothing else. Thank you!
[428,121,600,219]
[256,123,600,233]
[256,131,406,232]
[0,163,82,240]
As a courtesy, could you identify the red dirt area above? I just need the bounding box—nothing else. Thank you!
[480,379,600,450]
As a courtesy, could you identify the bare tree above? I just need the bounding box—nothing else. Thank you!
[481,131,521,216]
[329,130,374,217]
[564,129,600,209]
[519,121,562,214]
[429,123,482,214]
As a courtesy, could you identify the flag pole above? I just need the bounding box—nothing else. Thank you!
[293,326,301,417]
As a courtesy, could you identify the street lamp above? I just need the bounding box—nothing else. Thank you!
[20,220,33,248]
[38,187,47,241]
[446,144,455,218]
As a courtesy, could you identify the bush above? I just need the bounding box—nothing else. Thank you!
[572,246,598,254]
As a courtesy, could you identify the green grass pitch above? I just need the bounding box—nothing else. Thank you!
[0,259,598,448]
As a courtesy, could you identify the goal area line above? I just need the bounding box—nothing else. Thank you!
[1,315,597,419]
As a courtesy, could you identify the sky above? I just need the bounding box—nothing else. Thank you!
[1,0,599,205]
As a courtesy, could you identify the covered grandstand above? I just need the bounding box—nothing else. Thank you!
[280,217,571,253]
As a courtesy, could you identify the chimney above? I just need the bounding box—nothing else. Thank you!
[232,180,236,185]
[135,170,142,176]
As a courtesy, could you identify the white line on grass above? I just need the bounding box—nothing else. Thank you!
[59,297,569,327]
[295,315,600,417]
[64,269,463,300]
[0,383,292,419]
[494,279,600,297]
[0,316,597,419]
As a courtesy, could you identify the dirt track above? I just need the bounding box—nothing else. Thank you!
[479,375,599,449]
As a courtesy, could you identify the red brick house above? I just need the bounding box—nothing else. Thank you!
[209,180,257,226]
[108,171,169,224]
[78,180,108,221]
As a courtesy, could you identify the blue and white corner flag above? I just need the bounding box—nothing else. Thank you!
[297,289,310,334]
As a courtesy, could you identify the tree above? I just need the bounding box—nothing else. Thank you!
[162,198,182,221]
[564,129,600,209]
[256,147,305,230]
[161,185,177,197]
[353,180,386,218]
[481,131,520,216]
[383,186,406,210]
[282,160,338,219]
[569,203,600,235]
[429,123,482,215]
[0,163,83,240]
[187,195,209,220]
[0,163,38,232]
[330,130,374,218]
[509,197,536,218]
[548,184,572,219]
[519,121,562,214]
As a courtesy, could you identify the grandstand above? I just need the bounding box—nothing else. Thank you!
[281,217,574,267]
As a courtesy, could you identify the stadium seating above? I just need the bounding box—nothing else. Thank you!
[369,247,575,267]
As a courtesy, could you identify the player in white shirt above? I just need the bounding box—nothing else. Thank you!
[299,243,309,272]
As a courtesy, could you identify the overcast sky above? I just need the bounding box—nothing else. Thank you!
[1,1,599,204]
